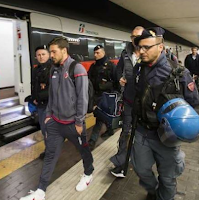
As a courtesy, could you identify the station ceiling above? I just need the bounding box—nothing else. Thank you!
[0,0,198,47]
[110,0,199,46]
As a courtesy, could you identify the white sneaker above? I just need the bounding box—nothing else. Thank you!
[20,189,45,200]
[76,174,93,192]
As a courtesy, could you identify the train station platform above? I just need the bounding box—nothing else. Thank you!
[0,117,199,200]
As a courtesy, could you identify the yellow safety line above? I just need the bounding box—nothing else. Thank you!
[0,114,96,179]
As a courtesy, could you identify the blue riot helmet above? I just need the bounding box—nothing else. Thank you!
[28,102,37,113]
[157,98,199,147]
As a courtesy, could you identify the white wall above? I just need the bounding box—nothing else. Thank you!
[0,19,15,88]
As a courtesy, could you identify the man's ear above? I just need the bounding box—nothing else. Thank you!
[159,43,164,52]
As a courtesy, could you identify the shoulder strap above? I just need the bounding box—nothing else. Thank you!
[69,60,78,82]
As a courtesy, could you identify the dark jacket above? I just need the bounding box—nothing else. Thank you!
[116,42,137,105]
[133,52,199,139]
[32,60,52,107]
[46,56,88,126]
[184,54,199,75]
[88,56,117,97]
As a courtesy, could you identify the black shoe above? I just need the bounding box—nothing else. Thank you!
[88,140,96,151]
[101,129,114,138]
[110,166,125,178]
[39,152,45,159]
[146,193,156,200]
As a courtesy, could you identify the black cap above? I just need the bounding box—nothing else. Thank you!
[134,27,165,46]
[35,45,48,53]
[94,44,104,51]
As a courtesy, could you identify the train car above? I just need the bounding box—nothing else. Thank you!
[0,5,130,143]
[0,4,192,144]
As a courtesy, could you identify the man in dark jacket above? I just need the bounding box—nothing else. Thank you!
[20,37,94,200]
[131,27,199,200]
[110,26,144,177]
[32,45,51,158]
[88,45,117,150]
[184,47,199,88]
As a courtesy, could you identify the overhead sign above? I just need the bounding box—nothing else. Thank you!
[79,23,99,36]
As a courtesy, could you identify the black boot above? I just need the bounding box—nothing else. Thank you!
[110,165,125,178]
[101,129,114,138]
[39,152,45,159]
[146,193,156,200]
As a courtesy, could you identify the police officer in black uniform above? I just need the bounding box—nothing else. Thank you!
[88,45,117,150]
[131,27,199,200]
[32,45,52,158]
[110,26,144,177]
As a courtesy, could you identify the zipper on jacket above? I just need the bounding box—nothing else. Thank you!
[57,69,61,119]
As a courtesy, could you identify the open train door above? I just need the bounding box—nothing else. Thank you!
[15,20,31,107]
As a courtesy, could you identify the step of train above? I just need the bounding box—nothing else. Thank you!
[0,105,26,125]
[0,115,35,136]
[2,125,38,142]
[0,96,20,110]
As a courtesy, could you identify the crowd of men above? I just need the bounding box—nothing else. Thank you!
[20,26,199,200]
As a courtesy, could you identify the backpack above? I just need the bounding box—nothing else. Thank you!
[69,61,94,113]
[97,91,123,117]
[155,59,185,112]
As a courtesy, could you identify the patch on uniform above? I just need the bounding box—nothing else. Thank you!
[187,82,195,91]
[64,71,69,79]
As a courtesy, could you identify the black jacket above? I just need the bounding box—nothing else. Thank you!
[184,54,199,75]
[116,42,136,105]
[32,60,52,106]
[133,52,199,138]
[88,56,117,95]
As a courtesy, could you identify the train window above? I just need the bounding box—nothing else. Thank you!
[104,41,115,59]
[105,39,126,59]
[31,28,63,65]
[64,33,89,62]
[87,38,104,60]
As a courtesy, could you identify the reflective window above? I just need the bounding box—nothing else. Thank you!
[105,40,126,59]
[87,38,104,60]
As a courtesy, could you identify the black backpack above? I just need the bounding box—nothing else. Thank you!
[69,61,95,113]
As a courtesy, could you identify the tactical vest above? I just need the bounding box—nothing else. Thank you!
[135,60,185,130]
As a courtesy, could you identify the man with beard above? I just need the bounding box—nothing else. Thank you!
[20,37,94,200]
[130,27,199,200]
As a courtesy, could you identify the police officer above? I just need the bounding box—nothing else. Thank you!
[131,27,199,200]
[88,45,117,150]
[32,45,52,158]
[110,26,144,177]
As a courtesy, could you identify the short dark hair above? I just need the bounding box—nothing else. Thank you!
[191,47,198,51]
[48,36,69,52]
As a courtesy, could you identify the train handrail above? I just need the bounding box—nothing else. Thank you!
[19,54,23,84]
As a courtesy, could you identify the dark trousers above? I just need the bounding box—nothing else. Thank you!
[89,119,112,142]
[131,131,185,200]
[38,119,94,191]
[37,106,46,136]
[110,102,132,167]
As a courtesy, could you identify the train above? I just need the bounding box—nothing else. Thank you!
[0,3,192,144]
